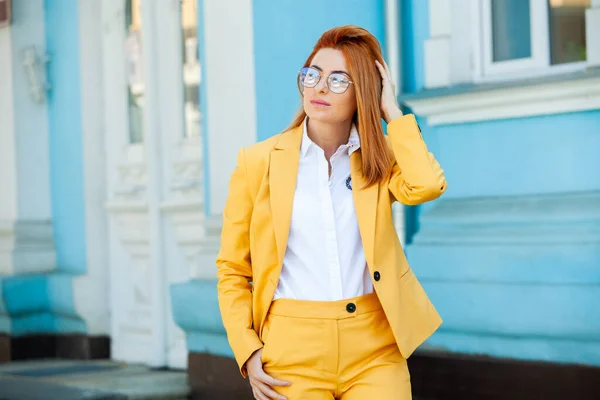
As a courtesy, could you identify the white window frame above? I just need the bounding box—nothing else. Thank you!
[474,0,589,83]
[410,0,600,125]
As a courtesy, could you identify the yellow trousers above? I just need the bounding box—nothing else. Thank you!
[260,292,412,399]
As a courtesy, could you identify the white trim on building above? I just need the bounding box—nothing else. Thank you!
[413,0,600,125]
[405,74,600,125]
[587,0,600,66]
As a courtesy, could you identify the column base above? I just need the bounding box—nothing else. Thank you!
[0,334,109,363]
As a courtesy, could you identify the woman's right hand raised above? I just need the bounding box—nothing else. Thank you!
[246,348,291,400]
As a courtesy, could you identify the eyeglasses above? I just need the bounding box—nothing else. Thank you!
[297,66,354,95]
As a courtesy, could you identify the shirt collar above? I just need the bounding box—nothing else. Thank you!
[300,117,361,158]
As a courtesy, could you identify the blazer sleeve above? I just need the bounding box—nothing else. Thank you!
[386,114,447,205]
[216,148,263,378]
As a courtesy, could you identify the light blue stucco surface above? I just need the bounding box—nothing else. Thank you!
[400,0,428,94]
[45,0,87,275]
[171,280,232,358]
[0,0,87,336]
[251,0,386,141]
[1,274,84,335]
[430,111,600,199]
[406,111,600,365]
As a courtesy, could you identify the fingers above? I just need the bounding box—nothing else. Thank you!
[375,60,387,81]
[252,386,269,400]
[254,380,287,400]
[249,370,290,400]
[251,379,272,400]
[261,372,291,388]
[375,60,396,89]
[381,59,391,78]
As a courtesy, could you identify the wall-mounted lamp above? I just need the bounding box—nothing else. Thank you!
[22,46,51,104]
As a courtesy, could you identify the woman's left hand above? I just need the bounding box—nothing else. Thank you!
[375,59,403,124]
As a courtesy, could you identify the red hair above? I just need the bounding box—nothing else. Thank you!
[287,25,394,187]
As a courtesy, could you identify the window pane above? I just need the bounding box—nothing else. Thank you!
[181,0,201,138]
[492,0,532,62]
[548,0,589,65]
[125,0,144,144]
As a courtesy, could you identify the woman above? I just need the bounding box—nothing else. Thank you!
[217,25,447,400]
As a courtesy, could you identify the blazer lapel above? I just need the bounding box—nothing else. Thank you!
[269,126,302,271]
[350,151,379,270]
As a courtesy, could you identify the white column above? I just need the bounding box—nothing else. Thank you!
[424,0,452,88]
[586,0,600,67]
[385,0,406,245]
[140,0,168,367]
[71,0,110,336]
[424,0,474,88]
[202,0,257,215]
[0,0,55,276]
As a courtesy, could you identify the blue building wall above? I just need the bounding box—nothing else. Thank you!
[252,0,386,141]
[401,1,600,366]
[400,0,429,94]
[432,111,600,198]
[407,111,600,366]
[45,0,87,275]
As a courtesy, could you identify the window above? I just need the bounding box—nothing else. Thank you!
[181,0,201,138]
[548,0,588,64]
[125,0,144,144]
[480,0,589,79]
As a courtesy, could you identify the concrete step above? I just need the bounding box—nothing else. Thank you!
[0,359,190,400]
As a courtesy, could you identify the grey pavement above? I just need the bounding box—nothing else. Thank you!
[0,360,190,400]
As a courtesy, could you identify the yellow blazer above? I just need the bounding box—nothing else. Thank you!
[216,114,447,376]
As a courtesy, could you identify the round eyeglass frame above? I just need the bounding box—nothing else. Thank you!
[297,66,354,95]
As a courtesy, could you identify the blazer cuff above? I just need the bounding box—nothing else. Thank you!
[234,331,264,378]
[387,113,422,140]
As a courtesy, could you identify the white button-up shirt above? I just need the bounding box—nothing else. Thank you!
[273,118,374,301]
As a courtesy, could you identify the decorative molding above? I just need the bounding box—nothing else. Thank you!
[0,220,56,275]
[404,74,600,125]
[413,191,600,245]
[162,207,220,280]
[114,161,148,201]
[170,158,203,201]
